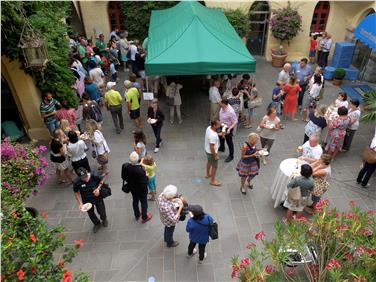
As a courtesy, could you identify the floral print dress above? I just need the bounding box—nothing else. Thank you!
[326,116,350,151]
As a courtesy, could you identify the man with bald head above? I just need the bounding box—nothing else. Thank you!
[298,135,323,163]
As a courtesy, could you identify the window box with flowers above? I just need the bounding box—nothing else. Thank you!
[231,199,376,282]
[269,3,303,67]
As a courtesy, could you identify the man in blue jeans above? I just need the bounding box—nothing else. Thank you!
[292,58,312,111]
[156,185,185,248]
[40,91,60,135]
[121,152,152,223]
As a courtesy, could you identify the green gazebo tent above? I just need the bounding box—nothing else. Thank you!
[145,1,256,76]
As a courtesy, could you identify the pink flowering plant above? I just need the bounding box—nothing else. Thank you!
[269,2,302,54]
[1,138,49,211]
[231,199,376,281]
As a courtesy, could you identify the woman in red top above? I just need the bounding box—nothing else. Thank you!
[283,75,301,121]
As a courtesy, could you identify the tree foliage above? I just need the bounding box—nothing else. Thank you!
[1,1,78,107]
[362,90,376,122]
[120,1,176,40]
[224,9,249,38]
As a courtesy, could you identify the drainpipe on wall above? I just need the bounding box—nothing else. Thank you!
[76,1,87,38]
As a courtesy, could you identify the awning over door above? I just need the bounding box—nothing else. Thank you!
[354,13,376,51]
[145,1,256,76]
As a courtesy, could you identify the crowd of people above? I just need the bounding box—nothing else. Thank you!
[40,29,375,264]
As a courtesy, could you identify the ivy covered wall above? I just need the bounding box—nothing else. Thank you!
[1,1,78,107]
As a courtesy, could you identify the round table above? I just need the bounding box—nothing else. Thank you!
[270,158,307,208]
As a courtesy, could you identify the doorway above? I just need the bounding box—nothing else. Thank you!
[247,1,270,56]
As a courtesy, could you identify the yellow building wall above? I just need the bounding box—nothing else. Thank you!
[77,1,111,40]
[1,56,50,141]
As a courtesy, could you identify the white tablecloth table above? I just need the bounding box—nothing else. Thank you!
[270,158,307,208]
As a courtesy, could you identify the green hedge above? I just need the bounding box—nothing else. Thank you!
[1,1,78,107]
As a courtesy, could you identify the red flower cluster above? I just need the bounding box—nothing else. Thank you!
[16,269,25,281]
[265,265,274,274]
[41,211,48,221]
[294,215,309,224]
[231,265,239,279]
[74,239,84,248]
[58,260,65,268]
[358,228,373,236]
[31,267,37,274]
[29,233,37,243]
[315,199,330,211]
[62,271,72,282]
[325,258,341,270]
[246,242,256,249]
[255,230,265,240]
[240,257,251,268]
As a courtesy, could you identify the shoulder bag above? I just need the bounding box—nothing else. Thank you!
[312,177,329,197]
[100,183,112,198]
[362,146,376,164]
[196,217,219,240]
[122,180,130,193]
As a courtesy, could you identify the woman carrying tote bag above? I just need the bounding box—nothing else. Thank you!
[86,119,110,175]
[283,164,314,221]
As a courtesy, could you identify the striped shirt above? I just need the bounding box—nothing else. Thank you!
[40,98,58,122]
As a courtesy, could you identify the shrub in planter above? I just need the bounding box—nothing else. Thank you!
[224,8,249,38]
[333,68,346,80]
[231,199,376,282]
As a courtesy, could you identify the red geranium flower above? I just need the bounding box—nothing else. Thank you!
[16,269,25,281]
[255,230,265,240]
[315,199,330,211]
[29,233,37,243]
[295,215,309,224]
[337,225,349,231]
[344,252,353,261]
[240,257,251,268]
[358,228,373,236]
[74,239,84,248]
[62,271,72,282]
[349,200,357,206]
[368,210,376,215]
[231,265,239,279]
[246,242,256,249]
[325,258,341,270]
[13,212,18,219]
[287,267,296,276]
[265,265,274,274]
[31,266,37,274]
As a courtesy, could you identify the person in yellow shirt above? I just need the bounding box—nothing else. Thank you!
[104,82,124,134]
[124,80,141,129]
[140,156,157,201]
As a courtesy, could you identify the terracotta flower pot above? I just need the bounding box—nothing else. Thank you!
[271,51,288,68]
[332,78,343,86]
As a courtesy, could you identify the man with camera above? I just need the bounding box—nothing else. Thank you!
[156,185,187,248]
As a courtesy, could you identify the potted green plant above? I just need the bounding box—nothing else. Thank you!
[269,3,302,67]
[332,68,346,86]
[231,199,376,282]
[224,8,249,42]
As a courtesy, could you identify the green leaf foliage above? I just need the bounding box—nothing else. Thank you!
[1,1,78,107]
[120,1,176,40]
[224,9,249,38]
[333,68,346,80]
[361,90,376,122]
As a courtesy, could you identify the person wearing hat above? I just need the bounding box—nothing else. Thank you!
[73,167,108,233]
[121,151,152,223]
[104,81,124,134]
[186,205,214,263]
[124,80,141,130]
[147,98,165,153]
[342,99,361,151]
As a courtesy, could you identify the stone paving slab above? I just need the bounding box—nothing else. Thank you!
[27,56,375,281]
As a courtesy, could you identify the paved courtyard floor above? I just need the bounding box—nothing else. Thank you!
[27,57,375,281]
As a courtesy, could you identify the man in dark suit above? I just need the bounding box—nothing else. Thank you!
[122,151,152,223]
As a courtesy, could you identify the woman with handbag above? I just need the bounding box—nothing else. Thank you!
[86,119,110,175]
[185,205,214,264]
[357,134,376,187]
[309,154,332,211]
[236,133,261,195]
[166,77,183,124]
[283,164,314,221]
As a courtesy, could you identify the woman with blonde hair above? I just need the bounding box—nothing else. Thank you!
[60,119,72,135]
[236,133,261,195]
[85,119,110,175]
[304,104,327,143]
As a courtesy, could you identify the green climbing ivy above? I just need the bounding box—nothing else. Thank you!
[120,1,176,41]
[1,1,78,107]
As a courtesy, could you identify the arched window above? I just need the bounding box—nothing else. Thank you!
[310,1,330,33]
[108,1,125,31]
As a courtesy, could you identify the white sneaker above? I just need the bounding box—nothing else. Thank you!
[187,248,197,258]
[154,148,160,153]
[198,252,207,264]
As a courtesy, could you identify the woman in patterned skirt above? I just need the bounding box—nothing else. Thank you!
[236,133,261,195]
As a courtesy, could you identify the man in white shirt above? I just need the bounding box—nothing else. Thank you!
[322,33,332,67]
[209,80,222,121]
[129,40,139,73]
[278,63,291,84]
[89,64,105,88]
[299,135,323,163]
[205,120,222,186]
